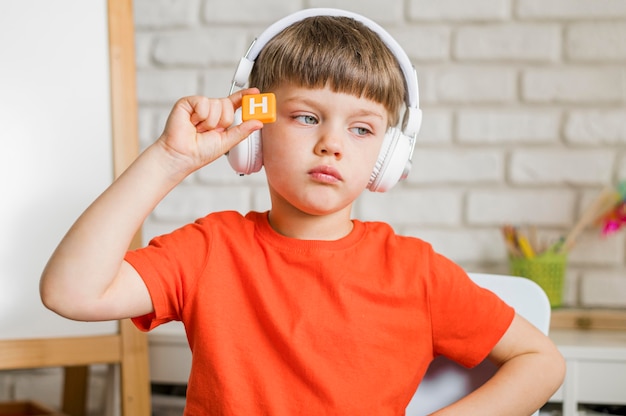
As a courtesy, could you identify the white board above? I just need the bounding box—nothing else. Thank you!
[0,0,118,339]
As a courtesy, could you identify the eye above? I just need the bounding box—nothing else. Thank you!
[294,114,318,125]
[350,126,373,136]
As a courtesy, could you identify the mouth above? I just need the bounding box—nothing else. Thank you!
[308,165,343,183]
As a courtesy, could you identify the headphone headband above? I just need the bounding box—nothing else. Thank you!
[230,8,422,138]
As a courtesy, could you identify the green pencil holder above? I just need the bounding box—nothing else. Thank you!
[509,252,567,308]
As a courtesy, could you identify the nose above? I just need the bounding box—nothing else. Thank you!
[314,125,343,159]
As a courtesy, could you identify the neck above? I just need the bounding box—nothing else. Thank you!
[267,206,354,240]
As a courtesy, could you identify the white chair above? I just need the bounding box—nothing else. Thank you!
[405,273,551,416]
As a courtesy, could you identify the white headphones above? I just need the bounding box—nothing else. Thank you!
[227,8,422,192]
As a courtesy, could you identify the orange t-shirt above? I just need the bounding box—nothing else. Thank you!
[126,211,513,415]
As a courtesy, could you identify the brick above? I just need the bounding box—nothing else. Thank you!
[522,68,625,103]
[578,188,616,220]
[565,110,626,145]
[407,149,504,184]
[403,228,507,263]
[152,184,252,222]
[458,110,561,144]
[136,70,199,104]
[356,189,462,226]
[567,22,626,62]
[137,106,170,150]
[308,0,405,24]
[568,232,626,266]
[391,26,451,61]
[137,108,156,148]
[517,0,626,19]
[134,0,200,28]
[419,66,517,104]
[153,29,249,66]
[560,269,579,307]
[134,33,154,69]
[580,272,626,308]
[619,155,626,180]
[201,68,239,98]
[153,107,175,142]
[510,150,614,185]
[455,24,560,62]
[408,0,511,21]
[202,0,302,23]
[415,109,453,144]
[467,189,576,226]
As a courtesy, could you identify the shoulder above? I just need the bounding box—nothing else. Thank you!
[197,210,251,226]
[355,219,461,284]
[360,220,485,287]
[192,210,262,234]
[357,219,436,255]
[134,211,262,254]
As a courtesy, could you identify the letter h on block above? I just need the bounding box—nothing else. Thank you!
[242,93,276,123]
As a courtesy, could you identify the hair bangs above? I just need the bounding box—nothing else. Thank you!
[250,16,406,126]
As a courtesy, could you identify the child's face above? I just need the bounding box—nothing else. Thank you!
[261,83,389,217]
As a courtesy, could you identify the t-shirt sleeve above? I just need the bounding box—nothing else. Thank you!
[427,252,515,368]
[125,220,212,331]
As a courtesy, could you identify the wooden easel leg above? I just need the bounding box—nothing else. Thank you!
[62,365,89,416]
[119,319,151,416]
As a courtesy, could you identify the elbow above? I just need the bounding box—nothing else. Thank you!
[39,272,85,321]
[39,277,71,319]
[552,348,567,392]
[40,273,120,322]
[40,289,94,322]
[39,273,56,312]
[541,342,566,398]
[40,265,63,314]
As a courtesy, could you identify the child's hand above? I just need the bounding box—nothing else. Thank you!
[158,88,264,174]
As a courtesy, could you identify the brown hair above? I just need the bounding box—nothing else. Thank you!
[249,16,406,126]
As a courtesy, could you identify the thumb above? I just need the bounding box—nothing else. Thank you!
[222,119,264,152]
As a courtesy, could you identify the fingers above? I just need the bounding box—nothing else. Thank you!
[219,88,263,150]
[228,87,260,109]
[186,88,261,134]
[188,97,232,134]
[226,118,264,144]
[161,90,264,165]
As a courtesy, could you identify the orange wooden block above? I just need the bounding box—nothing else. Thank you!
[241,93,276,123]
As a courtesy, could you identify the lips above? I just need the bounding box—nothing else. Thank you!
[308,165,343,183]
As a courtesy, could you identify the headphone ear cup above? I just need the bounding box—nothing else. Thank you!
[368,127,412,193]
[227,109,263,175]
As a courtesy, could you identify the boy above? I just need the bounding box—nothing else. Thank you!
[41,8,564,415]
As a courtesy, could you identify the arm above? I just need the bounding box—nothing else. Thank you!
[40,89,263,322]
[431,314,565,416]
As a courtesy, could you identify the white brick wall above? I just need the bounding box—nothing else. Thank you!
[133,0,626,309]
[567,22,626,61]
[457,109,561,143]
[516,0,626,19]
[408,0,511,21]
[522,68,625,103]
[454,24,561,62]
